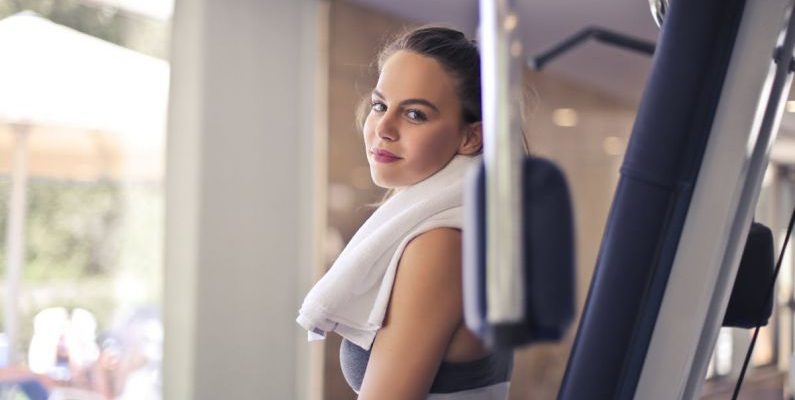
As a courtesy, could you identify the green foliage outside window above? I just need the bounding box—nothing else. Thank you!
[0,178,122,280]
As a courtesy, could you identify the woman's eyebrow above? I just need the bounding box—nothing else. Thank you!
[373,89,440,113]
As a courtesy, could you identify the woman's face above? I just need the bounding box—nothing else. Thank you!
[363,50,478,189]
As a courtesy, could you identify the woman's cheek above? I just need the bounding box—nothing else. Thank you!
[424,127,459,157]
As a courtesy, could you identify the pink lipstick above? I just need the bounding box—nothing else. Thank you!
[372,148,402,163]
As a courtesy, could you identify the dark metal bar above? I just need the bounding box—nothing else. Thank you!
[529,26,655,70]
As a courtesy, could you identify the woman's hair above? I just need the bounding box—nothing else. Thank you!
[357,26,482,129]
[380,26,482,124]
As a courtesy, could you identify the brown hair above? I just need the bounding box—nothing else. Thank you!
[357,26,482,130]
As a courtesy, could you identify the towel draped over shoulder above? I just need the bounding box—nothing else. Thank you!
[296,154,481,350]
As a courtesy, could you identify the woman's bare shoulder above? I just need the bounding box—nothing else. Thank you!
[390,228,463,297]
[400,227,462,267]
[357,228,463,399]
[385,226,463,322]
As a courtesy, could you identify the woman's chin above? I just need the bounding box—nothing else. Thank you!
[371,178,397,190]
[370,173,402,189]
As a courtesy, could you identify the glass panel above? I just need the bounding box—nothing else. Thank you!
[0,2,170,399]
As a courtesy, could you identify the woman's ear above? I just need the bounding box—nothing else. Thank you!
[458,122,483,155]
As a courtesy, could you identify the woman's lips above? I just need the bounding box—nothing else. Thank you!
[372,148,402,163]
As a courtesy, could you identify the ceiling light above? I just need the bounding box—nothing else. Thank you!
[603,136,625,156]
[504,13,518,31]
[510,40,523,57]
[552,108,578,127]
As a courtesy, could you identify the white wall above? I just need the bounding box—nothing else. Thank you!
[164,0,325,399]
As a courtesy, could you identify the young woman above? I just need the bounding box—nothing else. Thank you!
[297,26,513,399]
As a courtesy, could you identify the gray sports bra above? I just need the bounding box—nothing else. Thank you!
[339,338,513,394]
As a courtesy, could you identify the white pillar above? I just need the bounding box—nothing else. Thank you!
[164,1,326,399]
[3,123,30,365]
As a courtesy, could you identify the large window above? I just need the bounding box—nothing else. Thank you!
[0,1,170,399]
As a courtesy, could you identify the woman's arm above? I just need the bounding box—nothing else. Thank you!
[357,227,464,400]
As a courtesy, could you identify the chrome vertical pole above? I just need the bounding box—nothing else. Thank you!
[479,0,526,326]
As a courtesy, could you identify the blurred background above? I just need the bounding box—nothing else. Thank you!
[0,0,167,399]
[0,0,794,399]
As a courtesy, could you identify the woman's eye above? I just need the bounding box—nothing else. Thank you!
[371,101,386,112]
[406,109,427,122]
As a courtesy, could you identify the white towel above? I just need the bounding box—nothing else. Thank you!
[296,154,481,351]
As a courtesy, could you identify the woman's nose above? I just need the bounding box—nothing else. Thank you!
[376,113,398,141]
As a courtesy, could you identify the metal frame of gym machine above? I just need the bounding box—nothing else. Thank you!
[477,0,795,398]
